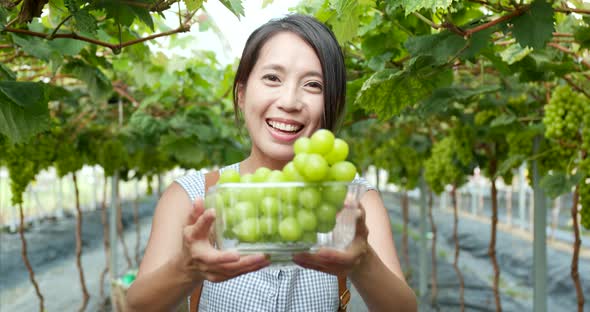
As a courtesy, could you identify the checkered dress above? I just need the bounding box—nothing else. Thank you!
[175,163,374,312]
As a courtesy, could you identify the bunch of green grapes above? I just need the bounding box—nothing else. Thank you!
[543,85,585,145]
[451,126,474,166]
[424,137,463,194]
[98,138,128,177]
[207,129,357,244]
[55,141,84,178]
[6,131,59,205]
[507,132,533,158]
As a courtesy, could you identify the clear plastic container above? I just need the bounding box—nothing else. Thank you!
[205,182,365,263]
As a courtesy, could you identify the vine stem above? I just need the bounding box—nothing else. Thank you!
[571,184,585,312]
[19,203,45,312]
[73,173,90,312]
[450,186,465,312]
[547,43,590,70]
[4,22,191,52]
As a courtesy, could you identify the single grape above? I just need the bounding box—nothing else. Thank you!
[302,154,329,182]
[234,218,260,242]
[234,201,258,219]
[278,217,303,242]
[219,169,240,183]
[324,138,349,165]
[310,129,335,155]
[260,196,280,217]
[282,161,305,181]
[294,137,312,154]
[297,209,318,232]
[328,161,357,182]
[316,203,337,223]
[298,187,322,210]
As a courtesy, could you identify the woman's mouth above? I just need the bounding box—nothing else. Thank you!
[266,119,304,134]
[265,119,305,143]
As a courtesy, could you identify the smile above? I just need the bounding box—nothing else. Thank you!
[266,119,304,133]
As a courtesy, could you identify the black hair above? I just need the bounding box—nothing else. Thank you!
[232,14,346,131]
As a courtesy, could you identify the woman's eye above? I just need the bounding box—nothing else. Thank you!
[263,74,280,82]
[306,81,323,90]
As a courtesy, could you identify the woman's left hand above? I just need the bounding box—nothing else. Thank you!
[292,202,370,276]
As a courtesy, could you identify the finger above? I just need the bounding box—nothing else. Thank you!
[292,257,337,274]
[203,254,270,278]
[194,246,241,264]
[189,208,217,240]
[188,198,206,225]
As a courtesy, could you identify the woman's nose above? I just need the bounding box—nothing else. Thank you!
[277,85,302,112]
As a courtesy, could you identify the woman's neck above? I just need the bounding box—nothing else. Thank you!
[240,151,290,175]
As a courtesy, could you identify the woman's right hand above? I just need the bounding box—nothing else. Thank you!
[179,198,270,283]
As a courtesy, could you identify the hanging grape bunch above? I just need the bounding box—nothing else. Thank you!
[543,85,590,229]
[206,129,358,244]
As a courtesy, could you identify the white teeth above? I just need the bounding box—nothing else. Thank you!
[268,120,302,132]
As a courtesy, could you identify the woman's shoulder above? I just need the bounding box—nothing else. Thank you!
[175,170,206,201]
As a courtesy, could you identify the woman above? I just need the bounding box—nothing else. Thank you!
[126,14,417,312]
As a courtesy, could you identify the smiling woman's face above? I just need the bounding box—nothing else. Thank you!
[237,31,324,163]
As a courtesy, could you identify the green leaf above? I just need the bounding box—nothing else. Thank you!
[185,0,204,11]
[61,60,113,102]
[573,25,590,49]
[11,34,61,63]
[499,43,533,65]
[490,114,517,127]
[159,135,205,167]
[96,0,136,27]
[0,82,49,143]
[540,171,583,198]
[418,85,500,115]
[496,155,525,177]
[0,64,16,81]
[511,0,554,49]
[130,5,155,31]
[219,0,245,19]
[388,0,455,15]
[48,38,87,56]
[405,31,467,65]
[73,9,98,34]
[355,56,452,120]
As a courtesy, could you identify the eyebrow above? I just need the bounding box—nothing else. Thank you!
[260,64,323,79]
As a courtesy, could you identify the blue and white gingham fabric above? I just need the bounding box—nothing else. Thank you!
[175,163,374,311]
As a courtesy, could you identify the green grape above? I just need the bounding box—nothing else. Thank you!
[280,186,299,204]
[317,219,336,233]
[282,161,304,181]
[260,196,280,217]
[294,137,312,155]
[280,202,298,218]
[234,218,261,242]
[310,129,335,155]
[234,201,258,219]
[316,203,337,223]
[298,187,321,210]
[297,209,318,232]
[219,169,241,183]
[323,184,348,205]
[328,161,357,182]
[302,231,318,243]
[301,154,329,182]
[278,217,303,242]
[293,153,309,175]
[325,138,349,165]
[259,217,279,237]
[253,167,272,182]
